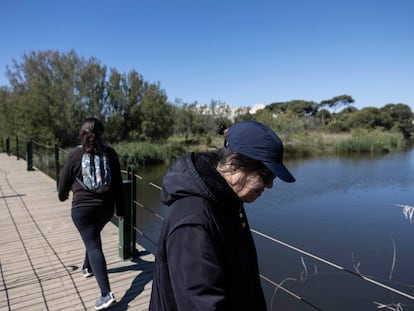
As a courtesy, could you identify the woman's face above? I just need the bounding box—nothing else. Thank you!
[230,170,274,203]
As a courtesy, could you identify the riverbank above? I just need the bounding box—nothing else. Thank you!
[284,129,406,157]
[114,129,408,167]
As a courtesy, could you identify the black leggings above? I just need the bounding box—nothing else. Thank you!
[71,205,114,296]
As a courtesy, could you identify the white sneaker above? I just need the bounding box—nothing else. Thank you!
[82,267,93,278]
[95,292,116,310]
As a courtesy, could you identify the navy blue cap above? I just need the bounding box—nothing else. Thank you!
[224,120,295,183]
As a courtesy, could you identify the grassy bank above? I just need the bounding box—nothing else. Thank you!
[114,129,408,167]
[113,141,187,167]
[283,129,406,158]
[282,129,408,157]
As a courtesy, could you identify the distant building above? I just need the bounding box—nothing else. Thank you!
[228,103,266,121]
[249,103,266,114]
[193,102,266,121]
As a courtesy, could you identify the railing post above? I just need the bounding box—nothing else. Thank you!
[54,144,60,189]
[6,137,10,155]
[27,139,33,171]
[16,136,19,160]
[119,179,132,260]
[118,165,138,260]
[129,164,137,255]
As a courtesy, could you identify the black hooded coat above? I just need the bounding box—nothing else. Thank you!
[149,152,267,310]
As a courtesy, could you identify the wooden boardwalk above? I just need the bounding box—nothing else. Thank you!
[0,153,154,311]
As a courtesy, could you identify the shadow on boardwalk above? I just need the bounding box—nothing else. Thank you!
[0,153,154,311]
[109,252,154,310]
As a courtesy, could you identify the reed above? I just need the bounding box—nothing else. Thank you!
[113,130,406,165]
[333,129,403,154]
[114,141,187,167]
[397,204,414,223]
[282,130,405,157]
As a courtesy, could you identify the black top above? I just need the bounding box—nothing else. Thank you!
[150,152,267,311]
[57,145,125,216]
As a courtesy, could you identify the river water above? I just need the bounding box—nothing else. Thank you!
[134,148,414,310]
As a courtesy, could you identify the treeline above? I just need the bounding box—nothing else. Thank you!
[1,50,413,149]
[236,96,414,140]
[0,50,232,147]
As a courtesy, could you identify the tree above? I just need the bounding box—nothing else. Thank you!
[138,83,173,141]
[347,107,393,130]
[266,100,318,117]
[6,50,75,144]
[76,57,107,121]
[105,68,127,142]
[4,50,107,146]
[0,87,16,136]
[315,109,331,126]
[381,103,413,125]
[173,101,201,141]
[381,103,414,138]
[106,69,146,141]
[319,95,355,113]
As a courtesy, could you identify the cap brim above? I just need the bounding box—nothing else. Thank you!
[265,161,296,183]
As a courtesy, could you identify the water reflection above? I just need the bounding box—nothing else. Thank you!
[134,149,414,310]
[250,149,414,310]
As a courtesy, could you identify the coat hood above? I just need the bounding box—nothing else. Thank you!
[161,152,238,208]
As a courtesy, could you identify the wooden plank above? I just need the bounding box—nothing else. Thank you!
[0,153,154,310]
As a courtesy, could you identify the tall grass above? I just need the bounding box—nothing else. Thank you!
[333,129,403,154]
[282,132,351,158]
[113,130,407,167]
[113,141,187,167]
[6,129,406,170]
[281,130,405,157]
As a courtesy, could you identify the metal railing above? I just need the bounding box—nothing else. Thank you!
[2,136,137,259]
[3,136,27,161]
[118,165,139,260]
[123,170,414,311]
[3,136,414,310]
[3,136,62,185]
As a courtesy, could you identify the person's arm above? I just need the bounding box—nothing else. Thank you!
[167,224,226,310]
[58,151,75,201]
[110,149,125,217]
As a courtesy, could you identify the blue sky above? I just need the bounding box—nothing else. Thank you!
[1,0,413,110]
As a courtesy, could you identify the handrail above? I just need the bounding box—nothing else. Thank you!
[132,173,414,306]
[5,136,414,309]
[251,229,414,302]
[260,274,322,311]
[113,170,325,309]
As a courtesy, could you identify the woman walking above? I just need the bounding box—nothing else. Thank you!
[58,117,125,310]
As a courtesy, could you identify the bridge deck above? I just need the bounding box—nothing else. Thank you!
[0,153,154,310]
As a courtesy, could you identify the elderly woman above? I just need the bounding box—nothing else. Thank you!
[150,120,295,311]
